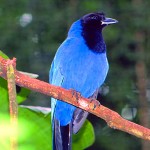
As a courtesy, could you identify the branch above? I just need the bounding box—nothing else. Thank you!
[0,56,150,141]
[6,59,18,150]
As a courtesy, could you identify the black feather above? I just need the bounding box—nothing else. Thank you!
[81,12,106,53]
[53,119,72,150]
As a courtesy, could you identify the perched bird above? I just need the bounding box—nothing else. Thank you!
[49,12,118,150]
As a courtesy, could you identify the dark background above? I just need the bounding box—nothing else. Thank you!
[0,0,149,149]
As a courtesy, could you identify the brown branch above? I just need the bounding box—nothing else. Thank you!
[0,56,150,141]
[6,58,18,150]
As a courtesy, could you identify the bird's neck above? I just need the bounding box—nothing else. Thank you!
[68,20,82,38]
[81,23,106,53]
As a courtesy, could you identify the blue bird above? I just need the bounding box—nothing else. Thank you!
[49,12,118,150]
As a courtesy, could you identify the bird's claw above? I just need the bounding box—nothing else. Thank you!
[71,89,81,103]
[89,98,100,110]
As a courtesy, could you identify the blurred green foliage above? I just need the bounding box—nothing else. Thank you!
[0,70,95,150]
[0,0,149,150]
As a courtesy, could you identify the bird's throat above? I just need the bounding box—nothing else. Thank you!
[81,19,106,53]
[82,29,106,53]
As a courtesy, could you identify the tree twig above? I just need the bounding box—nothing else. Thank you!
[0,56,150,141]
[6,58,18,150]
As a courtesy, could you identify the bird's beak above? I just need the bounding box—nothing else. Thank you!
[101,17,118,25]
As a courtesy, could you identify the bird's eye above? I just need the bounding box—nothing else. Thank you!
[90,15,98,20]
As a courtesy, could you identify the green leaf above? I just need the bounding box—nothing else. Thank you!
[17,87,31,103]
[17,105,95,150]
[0,77,9,114]
[0,74,94,150]
[0,77,30,104]
[0,50,9,59]
[19,105,51,115]
[73,120,95,150]
[0,114,10,150]
[18,107,52,150]
[0,51,9,114]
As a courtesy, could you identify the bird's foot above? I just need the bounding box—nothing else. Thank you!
[89,98,100,110]
[71,89,81,103]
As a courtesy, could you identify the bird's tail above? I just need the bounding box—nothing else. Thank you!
[53,119,72,150]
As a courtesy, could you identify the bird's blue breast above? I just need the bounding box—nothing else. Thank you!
[50,20,109,126]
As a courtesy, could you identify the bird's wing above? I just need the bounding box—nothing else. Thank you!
[49,37,82,125]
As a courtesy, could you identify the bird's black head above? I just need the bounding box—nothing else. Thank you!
[81,12,118,53]
[81,12,118,30]
[81,12,105,30]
